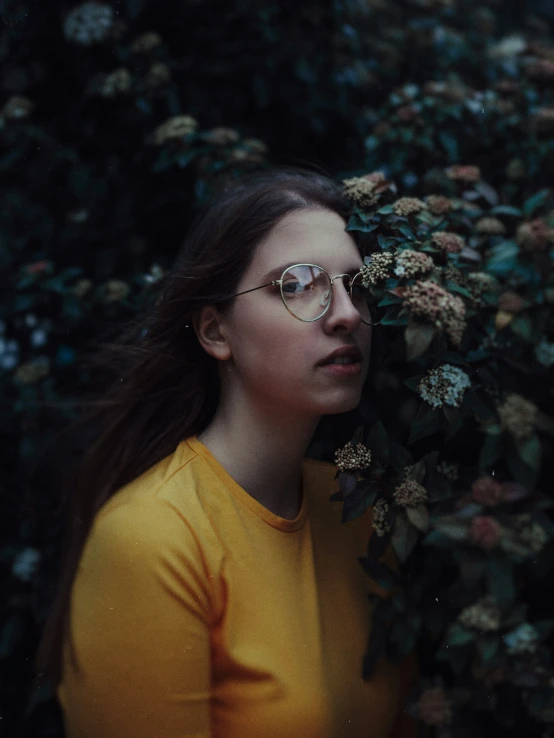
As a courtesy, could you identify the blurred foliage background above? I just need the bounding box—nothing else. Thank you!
[1,0,554,735]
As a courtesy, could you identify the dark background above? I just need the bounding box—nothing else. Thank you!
[2,0,554,735]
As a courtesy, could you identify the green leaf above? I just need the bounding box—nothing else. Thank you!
[422,451,439,477]
[403,375,424,392]
[431,521,468,542]
[362,607,388,679]
[487,240,519,270]
[446,623,474,647]
[406,504,429,532]
[469,393,496,422]
[510,314,533,342]
[338,471,358,498]
[176,150,199,169]
[436,645,469,675]
[13,294,36,312]
[397,226,416,241]
[353,209,372,224]
[152,148,173,173]
[391,511,419,563]
[380,309,409,326]
[341,482,376,524]
[377,204,394,215]
[534,620,554,639]
[126,0,144,19]
[516,435,542,471]
[505,449,539,489]
[68,164,91,198]
[438,130,459,161]
[388,442,414,473]
[408,403,442,444]
[406,453,432,484]
[358,556,403,591]
[523,189,550,218]
[0,614,25,659]
[368,420,389,467]
[388,618,417,661]
[378,293,402,307]
[474,182,499,207]
[479,432,503,469]
[466,347,493,363]
[445,282,474,300]
[423,530,456,547]
[490,205,522,217]
[486,558,515,606]
[368,527,392,559]
[476,635,499,664]
[405,322,435,361]
[346,212,379,233]
[456,502,484,519]
[459,551,486,588]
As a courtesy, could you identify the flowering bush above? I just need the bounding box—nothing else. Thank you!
[331,167,554,735]
[3,0,554,736]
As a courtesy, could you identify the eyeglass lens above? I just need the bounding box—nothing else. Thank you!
[281,265,374,324]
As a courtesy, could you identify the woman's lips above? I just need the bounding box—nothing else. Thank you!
[319,361,362,375]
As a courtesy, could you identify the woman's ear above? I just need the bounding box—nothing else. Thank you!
[192,305,232,361]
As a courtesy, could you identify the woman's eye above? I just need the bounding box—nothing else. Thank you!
[282,280,305,293]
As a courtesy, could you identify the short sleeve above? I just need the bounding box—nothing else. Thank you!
[58,497,217,738]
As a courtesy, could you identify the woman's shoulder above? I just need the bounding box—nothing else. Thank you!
[89,439,225,563]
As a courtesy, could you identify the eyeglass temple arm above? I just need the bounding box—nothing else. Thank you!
[231,280,278,298]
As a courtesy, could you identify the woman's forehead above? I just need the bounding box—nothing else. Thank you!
[253,209,361,272]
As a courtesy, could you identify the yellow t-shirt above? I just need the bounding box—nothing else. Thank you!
[57,435,418,738]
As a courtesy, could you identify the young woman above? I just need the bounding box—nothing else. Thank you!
[34,167,419,737]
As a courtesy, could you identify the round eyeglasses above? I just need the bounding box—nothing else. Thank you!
[223,263,381,325]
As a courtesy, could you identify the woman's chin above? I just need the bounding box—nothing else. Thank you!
[319,392,362,416]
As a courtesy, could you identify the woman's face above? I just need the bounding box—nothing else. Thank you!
[218,208,372,418]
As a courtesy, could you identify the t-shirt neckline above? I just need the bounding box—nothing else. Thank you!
[185,435,309,532]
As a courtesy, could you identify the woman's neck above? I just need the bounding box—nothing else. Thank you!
[197,406,319,519]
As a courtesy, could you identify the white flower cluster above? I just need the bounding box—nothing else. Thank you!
[458,596,501,632]
[342,177,379,208]
[503,623,539,655]
[497,393,538,439]
[143,264,165,285]
[63,2,114,46]
[0,318,19,371]
[98,68,131,98]
[371,498,391,537]
[535,339,554,368]
[360,253,395,285]
[436,461,459,480]
[334,442,372,472]
[519,520,548,553]
[417,364,471,409]
[149,115,198,145]
[1,96,33,120]
[393,479,428,507]
[12,547,41,582]
[394,249,434,279]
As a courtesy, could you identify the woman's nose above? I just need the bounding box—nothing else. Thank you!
[327,277,362,326]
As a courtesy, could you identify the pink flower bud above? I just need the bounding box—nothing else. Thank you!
[469,516,502,550]
[471,476,504,507]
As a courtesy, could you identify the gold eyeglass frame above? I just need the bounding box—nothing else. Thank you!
[225,263,381,325]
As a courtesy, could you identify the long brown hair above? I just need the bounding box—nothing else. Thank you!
[31,165,363,687]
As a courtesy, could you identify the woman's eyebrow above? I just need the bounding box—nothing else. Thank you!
[262,264,363,281]
[262,264,292,281]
